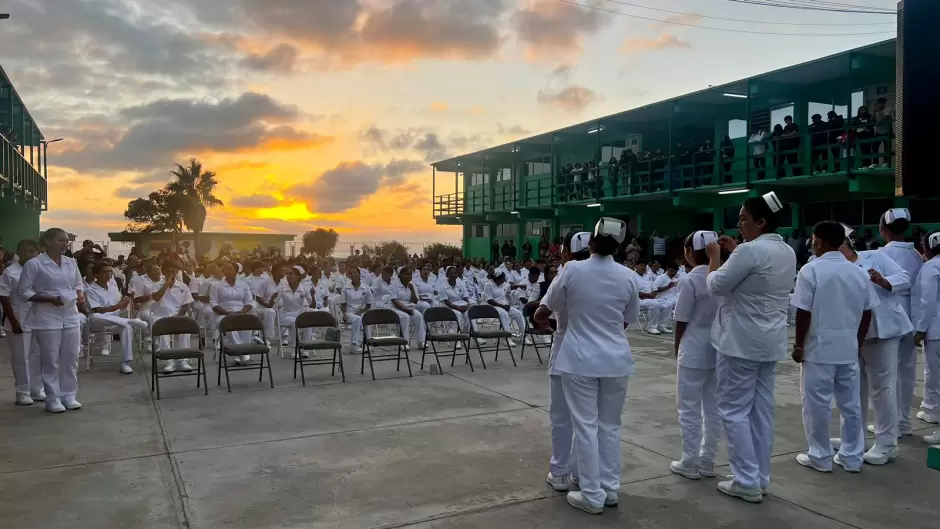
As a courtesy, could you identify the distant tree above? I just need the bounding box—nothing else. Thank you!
[362,241,410,263]
[123,189,184,234]
[301,228,340,258]
[165,159,224,256]
[423,242,463,260]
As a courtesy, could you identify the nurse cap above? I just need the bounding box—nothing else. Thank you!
[294,265,305,275]
[594,217,627,244]
[883,208,911,224]
[762,191,783,213]
[691,231,719,251]
[928,232,940,251]
[569,232,592,254]
[841,223,856,239]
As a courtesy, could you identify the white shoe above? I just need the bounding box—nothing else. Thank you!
[833,453,861,473]
[604,490,618,507]
[120,362,134,375]
[62,396,82,410]
[507,339,517,348]
[923,431,940,445]
[301,351,311,359]
[670,460,700,480]
[163,360,177,373]
[46,400,66,413]
[830,437,842,451]
[698,460,716,478]
[647,328,661,335]
[281,338,291,347]
[31,391,46,402]
[15,392,34,406]
[456,342,463,350]
[917,410,940,424]
[716,480,763,503]
[566,491,603,514]
[251,335,264,345]
[796,453,831,472]
[546,472,569,492]
[657,326,673,334]
[232,358,242,366]
[99,347,111,356]
[863,444,899,466]
[0,328,6,337]
[404,344,410,352]
[179,359,193,372]
[240,355,252,364]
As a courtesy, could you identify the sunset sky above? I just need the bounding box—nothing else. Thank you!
[0,0,898,249]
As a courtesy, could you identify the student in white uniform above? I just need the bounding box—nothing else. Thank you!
[705,192,796,503]
[85,261,149,374]
[210,263,255,365]
[277,266,312,352]
[152,261,196,373]
[840,224,912,465]
[245,260,278,344]
[540,220,638,514]
[439,266,471,332]
[670,231,723,480]
[391,267,427,349]
[130,262,163,346]
[16,228,86,413]
[412,263,438,311]
[876,208,922,437]
[0,239,43,405]
[913,231,940,444]
[534,231,591,493]
[791,221,877,473]
[483,271,526,347]
[634,261,665,334]
[341,268,372,353]
[652,263,680,333]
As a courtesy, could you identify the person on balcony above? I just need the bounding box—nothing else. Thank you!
[771,124,786,178]
[827,110,846,172]
[698,138,716,186]
[872,98,893,168]
[782,116,802,177]
[539,235,550,259]
[809,114,828,174]
[852,106,875,169]
[492,240,500,261]
[522,239,533,260]
[720,135,735,184]
[748,127,768,180]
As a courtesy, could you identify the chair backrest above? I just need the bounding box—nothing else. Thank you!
[362,308,402,328]
[295,310,337,330]
[423,306,458,324]
[152,316,201,338]
[219,313,264,334]
[468,304,501,322]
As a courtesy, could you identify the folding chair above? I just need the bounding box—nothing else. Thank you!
[217,313,275,392]
[82,318,120,371]
[361,308,412,381]
[150,316,207,400]
[519,320,551,365]
[421,307,472,374]
[467,305,517,369]
[293,311,345,385]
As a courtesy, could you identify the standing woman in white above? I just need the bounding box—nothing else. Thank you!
[534,231,591,493]
[705,192,796,503]
[0,239,42,405]
[540,219,639,515]
[16,228,86,413]
[913,231,940,444]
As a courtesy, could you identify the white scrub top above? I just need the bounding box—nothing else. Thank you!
[210,279,253,312]
[412,275,438,303]
[653,273,680,302]
[855,250,913,340]
[278,284,311,314]
[912,257,940,340]
[152,278,194,318]
[308,279,330,309]
[484,282,512,306]
[879,241,923,317]
[706,233,796,362]
[673,265,720,369]
[790,252,879,364]
[0,261,30,322]
[17,253,84,330]
[342,283,372,313]
[439,281,470,307]
[542,254,639,378]
[86,281,123,315]
[391,282,419,310]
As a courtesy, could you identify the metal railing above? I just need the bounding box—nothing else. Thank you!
[1,133,46,210]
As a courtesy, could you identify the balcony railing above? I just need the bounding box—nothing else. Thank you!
[1,133,47,210]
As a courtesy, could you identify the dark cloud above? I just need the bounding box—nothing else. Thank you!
[497,123,531,136]
[230,194,282,208]
[537,85,600,113]
[241,43,301,73]
[512,0,607,59]
[114,185,159,200]
[287,159,426,213]
[361,126,485,161]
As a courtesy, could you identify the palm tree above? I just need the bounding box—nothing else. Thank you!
[165,158,223,256]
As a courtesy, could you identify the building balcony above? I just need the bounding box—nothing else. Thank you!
[0,132,47,210]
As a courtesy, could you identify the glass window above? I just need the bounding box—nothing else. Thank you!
[832,200,863,227]
[525,157,552,176]
[472,224,489,238]
[496,168,512,182]
[496,224,518,237]
[802,202,831,227]
[851,91,864,114]
[526,220,550,236]
[771,104,795,127]
[601,146,624,161]
[777,203,793,228]
[723,206,740,230]
[863,197,894,225]
[728,119,747,139]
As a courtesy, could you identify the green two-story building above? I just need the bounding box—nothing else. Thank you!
[0,65,49,250]
[432,39,936,261]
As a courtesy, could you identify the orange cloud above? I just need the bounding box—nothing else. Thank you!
[620,34,691,55]
[430,101,449,112]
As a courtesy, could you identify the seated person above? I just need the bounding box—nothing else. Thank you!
[652,263,680,334]
[85,261,148,374]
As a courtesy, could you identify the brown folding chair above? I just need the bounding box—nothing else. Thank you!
[293,311,345,385]
[361,308,412,381]
[151,316,207,399]
[467,304,517,369]
[520,320,551,365]
[421,307,472,374]
[217,313,274,392]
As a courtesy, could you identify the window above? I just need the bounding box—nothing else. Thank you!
[723,206,740,230]
[467,173,489,186]
[832,200,863,227]
[526,157,551,176]
[472,224,489,238]
[771,104,795,127]
[777,203,793,228]
[728,119,747,139]
[802,202,831,227]
[495,168,512,182]
[496,224,517,237]
[560,224,582,236]
[601,146,624,161]
[863,197,894,225]
[525,220,551,237]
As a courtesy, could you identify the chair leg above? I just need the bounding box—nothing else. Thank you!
[217,349,223,386]
[196,359,202,388]
[473,336,488,369]
[336,348,346,382]
[266,353,274,388]
[258,352,265,382]
[300,350,307,387]
[465,341,475,372]
[520,335,527,360]
[396,345,402,372]
[223,355,232,393]
[201,358,208,395]
[293,344,299,380]
[504,338,518,367]
[435,343,446,375]
[367,347,377,381]
[420,342,427,370]
[402,345,413,377]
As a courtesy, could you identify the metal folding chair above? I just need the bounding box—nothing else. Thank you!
[467,305,517,369]
[151,316,207,399]
[361,308,412,381]
[520,320,551,365]
[217,313,275,392]
[421,307,472,374]
[293,311,345,384]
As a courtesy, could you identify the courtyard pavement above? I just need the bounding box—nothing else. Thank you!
[1,328,938,529]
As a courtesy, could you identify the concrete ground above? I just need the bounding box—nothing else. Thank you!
[1,328,938,529]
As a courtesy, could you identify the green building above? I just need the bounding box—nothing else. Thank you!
[0,65,48,250]
[432,39,937,261]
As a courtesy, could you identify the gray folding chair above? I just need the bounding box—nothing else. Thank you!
[151,316,207,399]
[361,308,412,381]
[421,307,472,374]
[293,311,345,385]
[217,313,274,392]
[468,304,517,369]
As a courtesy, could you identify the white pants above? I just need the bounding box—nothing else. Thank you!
[279,310,313,344]
[347,312,363,347]
[34,327,81,401]
[492,306,525,335]
[923,340,940,412]
[656,299,676,327]
[787,297,797,325]
[861,337,900,447]
[8,328,41,395]
[896,333,917,432]
[800,361,864,470]
[676,366,721,464]
[639,299,663,329]
[716,353,777,490]
[151,314,192,353]
[89,314,147,362]
[252,305,277,341]
[328,295,343,320]
[449,307,470,332]
[562,374,630,507]
[549,374,577,477]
